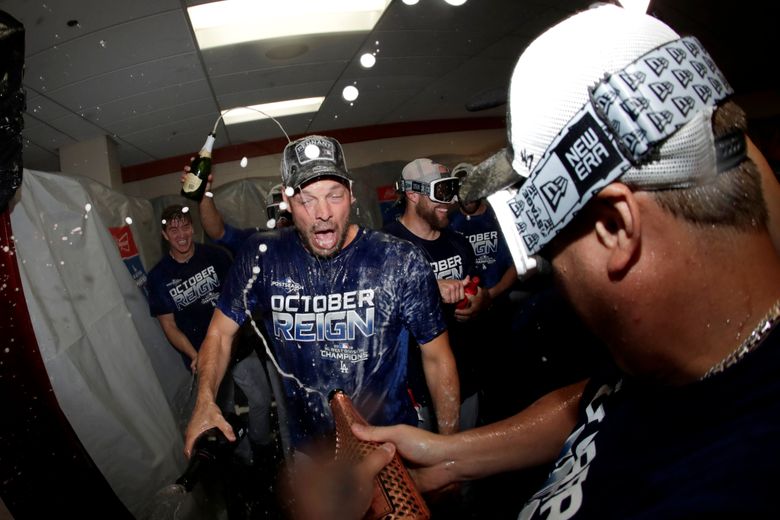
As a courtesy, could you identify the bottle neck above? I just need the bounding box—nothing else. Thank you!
[200,133,216,158]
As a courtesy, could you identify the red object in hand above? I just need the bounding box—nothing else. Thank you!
[456,276,480,309]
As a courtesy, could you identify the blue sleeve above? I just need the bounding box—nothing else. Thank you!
[216,223,258,256]
[400,245,447,344]
[216,235,261,326]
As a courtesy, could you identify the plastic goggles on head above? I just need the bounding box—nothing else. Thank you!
[395,176,460,204]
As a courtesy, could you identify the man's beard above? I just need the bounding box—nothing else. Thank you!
[298,222,349,259]
[417,201,449,230]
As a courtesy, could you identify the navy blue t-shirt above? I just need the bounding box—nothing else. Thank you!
[520,324,780,519]
[383,219,480,400]
[449,206,513,291]
[147,243,232,367]
[217,226,446,449]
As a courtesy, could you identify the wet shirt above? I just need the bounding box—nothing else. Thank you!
[218,226,446,449]
[519,325,780,519]
[147,243,232,366]
[216,222,260,256]
[449,206,513,291]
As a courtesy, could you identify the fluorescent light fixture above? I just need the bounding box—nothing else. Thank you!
[617,0,651,13]
[189,0,392,50]
[221,97,325,126]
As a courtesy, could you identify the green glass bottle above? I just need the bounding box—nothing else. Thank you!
[181,132,216,201]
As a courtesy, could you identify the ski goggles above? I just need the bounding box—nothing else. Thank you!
[395,176,460,204]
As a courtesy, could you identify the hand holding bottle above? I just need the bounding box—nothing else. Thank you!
[456,276,480,310]
[181,133,216,201]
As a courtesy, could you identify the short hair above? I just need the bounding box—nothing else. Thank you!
[160,204,192,230]
[650,101,768,231]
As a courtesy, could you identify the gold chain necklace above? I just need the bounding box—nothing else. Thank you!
[700,300,780,380]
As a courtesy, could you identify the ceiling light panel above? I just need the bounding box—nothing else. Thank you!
[189,0,392,49]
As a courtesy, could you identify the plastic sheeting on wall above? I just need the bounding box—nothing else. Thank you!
[9,169,194,517]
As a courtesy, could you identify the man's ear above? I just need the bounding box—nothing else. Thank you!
[405,191,419,205]
[592,183,641,278]
[161,229,169,241]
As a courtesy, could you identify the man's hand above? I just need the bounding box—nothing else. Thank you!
[352,423,457,493]
[183,399,234,458]
[454,284,491,321]
[181,159,214,195]
[189,353,198,374]
[437,278,467,304]
[282,442,396,520]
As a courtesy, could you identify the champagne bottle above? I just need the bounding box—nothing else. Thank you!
[329,389,430,520]
[181,132,216,201]
[456,275,480,310]
[175,414,246,492]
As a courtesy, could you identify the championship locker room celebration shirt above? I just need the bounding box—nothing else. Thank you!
[383,219,481,401]
[217,226,447,449]
[147,243,233,366]
[449,206,513,291]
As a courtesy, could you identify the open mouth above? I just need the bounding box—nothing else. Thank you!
[313,228,337,250]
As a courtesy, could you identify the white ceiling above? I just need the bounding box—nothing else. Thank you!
[3,0,778,174]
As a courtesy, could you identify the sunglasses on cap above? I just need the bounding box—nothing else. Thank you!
[395,176,461,204]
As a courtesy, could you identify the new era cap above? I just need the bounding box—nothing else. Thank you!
[281,135,352,189]
[462,4,733,205]
[469,4,738,275]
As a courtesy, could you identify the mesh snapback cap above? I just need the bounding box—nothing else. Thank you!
[467,4,741,277]
[281,135,352,189]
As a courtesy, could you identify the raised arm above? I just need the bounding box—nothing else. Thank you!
[419,330,460,434]
[180,167,226,241]
[183,309,240,457]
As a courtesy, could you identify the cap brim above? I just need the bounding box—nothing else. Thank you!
[459,148,521,203]
[286,166,352,189]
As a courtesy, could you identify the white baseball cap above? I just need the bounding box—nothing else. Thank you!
[461,4,742,276]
